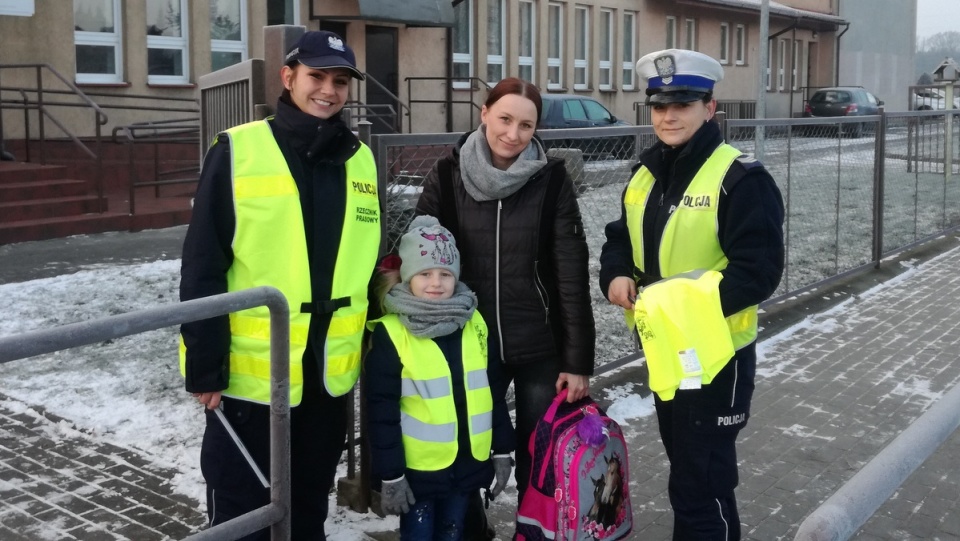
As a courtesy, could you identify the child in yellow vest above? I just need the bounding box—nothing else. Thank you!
[365,215,515,540]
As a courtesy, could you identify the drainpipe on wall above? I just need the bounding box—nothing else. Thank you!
[835,23,851,86]
[446,26,454,133]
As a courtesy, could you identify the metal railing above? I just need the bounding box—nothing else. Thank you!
[405,76,492,133]
[0,287,292,541]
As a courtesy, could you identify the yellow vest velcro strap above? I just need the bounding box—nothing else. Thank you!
[466,369,490,391]
[402,377,452,399]
[300,297,351,314]
[233,174,298,198]
[401,412,456,443]
[471,411,493,435]
[230,313,309,346]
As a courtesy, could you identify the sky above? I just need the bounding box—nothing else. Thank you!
[0,245,950,539]
[916,0,960,40]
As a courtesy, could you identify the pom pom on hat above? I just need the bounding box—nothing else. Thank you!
[398,215,460,283]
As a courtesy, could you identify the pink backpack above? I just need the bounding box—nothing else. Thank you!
[516,390,633,541]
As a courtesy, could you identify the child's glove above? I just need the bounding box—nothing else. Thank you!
[490,454,514,498]
[381,476,416,515]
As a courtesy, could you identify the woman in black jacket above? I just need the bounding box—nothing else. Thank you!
[415,77,596,537]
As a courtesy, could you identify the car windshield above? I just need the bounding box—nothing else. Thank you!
[812,91,850,104]
[562,99,588,121]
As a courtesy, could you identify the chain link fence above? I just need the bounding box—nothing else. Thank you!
[369,110,960,366]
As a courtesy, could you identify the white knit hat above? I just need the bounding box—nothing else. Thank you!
[398,215,460,283]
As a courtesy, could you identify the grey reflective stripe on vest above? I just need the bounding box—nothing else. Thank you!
[471,411,492,435]
[400,412,456,443]
[466,368,490,390]
[401,377,452,399]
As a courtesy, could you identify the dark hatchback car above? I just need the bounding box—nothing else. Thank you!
[802,86,883,137]
[538,94,634,160]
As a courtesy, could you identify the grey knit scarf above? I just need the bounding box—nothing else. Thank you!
[382,282,478,338]
[458,125,548,201]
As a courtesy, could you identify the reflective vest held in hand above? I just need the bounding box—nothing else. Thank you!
[372,312,493,471]
[623,143,758,400]
[179,119,381,404]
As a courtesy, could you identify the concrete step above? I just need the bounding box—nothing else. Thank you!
[0,163,70,183]
[0,195,109,223]
[0,212,131,245]
[0,179,90,201]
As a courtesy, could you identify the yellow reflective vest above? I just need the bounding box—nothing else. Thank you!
[624,143,758,400]
[371,312,493,471]
[180,119,381,404]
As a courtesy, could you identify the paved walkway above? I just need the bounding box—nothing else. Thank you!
[2,228,960,540]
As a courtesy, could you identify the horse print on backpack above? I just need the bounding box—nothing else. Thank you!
[516,390,632,541]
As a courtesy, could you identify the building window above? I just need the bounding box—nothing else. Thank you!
[147,0,189,84]
[210,0,247,72]
[765,39,772,90]
[792,39,801,91]
[486,0,505,85]
[685,18,696,50]
[452,0,473,89]
[0,0,34,16]
[778,38,787,91]
[598,9,613,90]
[622,11,636,91]
[574,6,589,90]
[719,22,729,65]
[267,0,298,25]
[547,2,563,90]
[518,0,536,83]
[74,0,123,84]
[735,24,746,65]
[665,16,676,48]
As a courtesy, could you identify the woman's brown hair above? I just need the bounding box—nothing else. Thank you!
[485,77,543,123]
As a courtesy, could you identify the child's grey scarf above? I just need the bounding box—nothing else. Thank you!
[458,125,548,201]
[383,282,478,338]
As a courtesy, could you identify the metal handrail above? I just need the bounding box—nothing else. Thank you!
[355,73,409,133]
[0,287,292,540]
[405,76,492,132]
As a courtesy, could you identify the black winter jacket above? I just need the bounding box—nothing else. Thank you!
[364,324,515,498]
[416,135,595,375]
[180,96,368,394]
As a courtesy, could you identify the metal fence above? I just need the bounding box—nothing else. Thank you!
[0,288,293,541]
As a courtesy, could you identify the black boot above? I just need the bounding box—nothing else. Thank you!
[463,489,496,540]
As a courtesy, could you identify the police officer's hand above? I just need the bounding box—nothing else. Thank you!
[194,391,222,410]
[607,276,637,310]
[490,454,514,498]
[557,373,589,402]
[381,476,416,515]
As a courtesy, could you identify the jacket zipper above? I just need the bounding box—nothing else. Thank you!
[495,200,506,362]
[534,260,550,324]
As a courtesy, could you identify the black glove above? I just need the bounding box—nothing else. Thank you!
[490,454,514,499]
[381,476,416,515]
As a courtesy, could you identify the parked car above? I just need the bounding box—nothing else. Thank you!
[802,86,883,137]
[538,94,634,160]
[912,88,960,111]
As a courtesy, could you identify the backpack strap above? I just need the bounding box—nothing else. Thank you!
[437,157,460,241]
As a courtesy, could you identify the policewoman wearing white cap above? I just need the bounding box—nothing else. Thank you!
[600,49,785,540]
[180,31,379,539]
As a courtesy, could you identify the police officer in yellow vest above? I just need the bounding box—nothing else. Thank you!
[179,31,380,540]
[600,49,784,540]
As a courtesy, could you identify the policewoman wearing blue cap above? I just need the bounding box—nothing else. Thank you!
[600,49,785,540]
[180,31,379,539]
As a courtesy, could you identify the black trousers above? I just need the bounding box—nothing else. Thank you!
[200,386,349,540]
[464,359,561,540]
[654,352,755,541]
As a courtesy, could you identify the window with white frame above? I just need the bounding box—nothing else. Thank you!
[486,0,505,85]
[452,0,473,89]
[622,11,636,90]
[147,0,189,84]
[735,24,746,65]
[665,16,676,48]
[719,23,729,65]
[792,39,801,91]
[778,38,787,90]
[574,6,589,90]
[210,0,247,72]
[0,0,34,16]
[598,9,613,90]
[547,2,563,90]
[765,39,772,90]
[518,0,536,83]
[74,0,123,84]
[685,18,696,50]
